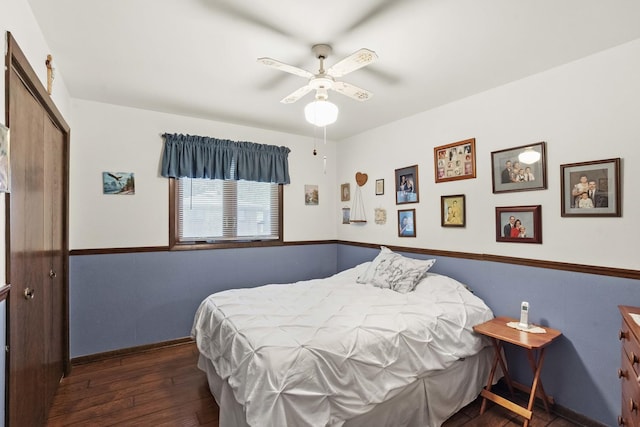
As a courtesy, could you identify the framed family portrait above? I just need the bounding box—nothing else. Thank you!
[441,194,465,227]
[495,205,542,244]
[491,142,547,193]
[375,179,384,195]
[395,165,419,204]
[560,158,621,217]
[398,209,416,237]
[341,183,350,201]
[434,138,476,183]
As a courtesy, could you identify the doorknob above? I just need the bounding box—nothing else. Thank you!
[49,270,57,279]
[23,287,35,300]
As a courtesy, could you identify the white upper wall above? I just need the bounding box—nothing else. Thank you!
[337,38,640,270]
[69,100,337,249]
[3,0,639,270]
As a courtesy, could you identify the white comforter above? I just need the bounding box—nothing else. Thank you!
[191,263,494,427]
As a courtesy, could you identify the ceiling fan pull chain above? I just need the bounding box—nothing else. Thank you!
[323,126,327,173]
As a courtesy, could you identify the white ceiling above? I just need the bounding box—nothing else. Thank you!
[26,0,640,140]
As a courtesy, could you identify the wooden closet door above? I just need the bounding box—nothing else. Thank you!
[43,115,66,408]
[6,31,70,427]
[8,67,48,427]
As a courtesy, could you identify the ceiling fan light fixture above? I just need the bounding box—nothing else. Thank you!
[518,147,541,164]
[305,99,339,127]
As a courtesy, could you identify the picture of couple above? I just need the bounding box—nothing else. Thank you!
[396,174,417,203]
[395,165,419,204]
[441,195,465,227]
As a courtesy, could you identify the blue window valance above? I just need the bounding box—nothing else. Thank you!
[161,133,290,184]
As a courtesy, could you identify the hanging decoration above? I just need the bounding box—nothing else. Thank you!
[46,54,55,95]
[374,208,387,225]
[350,172,368,223]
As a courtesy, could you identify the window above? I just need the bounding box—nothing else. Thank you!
[170,177,282,248]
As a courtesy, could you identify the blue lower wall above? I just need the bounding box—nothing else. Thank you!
[70,242,639,425]
[69,244,337,357]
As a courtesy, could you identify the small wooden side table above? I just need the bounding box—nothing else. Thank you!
[473,316,562,427]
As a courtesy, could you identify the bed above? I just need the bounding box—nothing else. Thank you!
[192,248,499,427]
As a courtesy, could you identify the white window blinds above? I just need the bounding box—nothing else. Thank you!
[177,178,279,243]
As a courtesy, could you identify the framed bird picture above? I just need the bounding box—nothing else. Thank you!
[102,171,135,195]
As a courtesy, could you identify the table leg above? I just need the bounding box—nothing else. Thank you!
[526,348,551,415]
[481,338,514,414]
[496,342,514,396]
[480,339,501,415]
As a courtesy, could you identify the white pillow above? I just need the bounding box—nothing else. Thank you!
[356,246,396,284]
[357,246,436,293]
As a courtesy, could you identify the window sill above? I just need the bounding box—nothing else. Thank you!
[169,239,284,251]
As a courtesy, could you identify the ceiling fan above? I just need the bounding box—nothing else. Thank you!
[257,44,378,105]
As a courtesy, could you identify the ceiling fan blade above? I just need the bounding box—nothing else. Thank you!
[340,0,413,35]
[327,48,378,78]
[208,2,295,40]
[257,57,314,79]
[280,85,313,104]
[333,81,373,101]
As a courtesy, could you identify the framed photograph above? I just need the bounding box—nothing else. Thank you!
[342,207,350,224]
[305,184,319,205]
[561,158,621,217]
[441,194,465,227]
[395,165,419,204]
[102,172,135,195]
[495,205,542,244]
[434,138,476,183]
[0,123,10,193]
[375,179,384,195]
[341,183,350,201]
[491,141,547,193]
[398,209,416,237]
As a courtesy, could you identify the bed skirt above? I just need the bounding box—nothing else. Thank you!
[198,345,500,427]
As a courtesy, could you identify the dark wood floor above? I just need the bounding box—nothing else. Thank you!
[47,342,583,426]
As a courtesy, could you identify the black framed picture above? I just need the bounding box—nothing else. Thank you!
[395,165,419,204]
[560,158,621,217]
[491,142,547,194]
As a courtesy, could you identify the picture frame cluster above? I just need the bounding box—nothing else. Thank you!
[344,136,622,244]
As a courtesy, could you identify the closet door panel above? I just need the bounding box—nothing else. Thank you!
[8,69,47,427]
[43,115,66,408]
